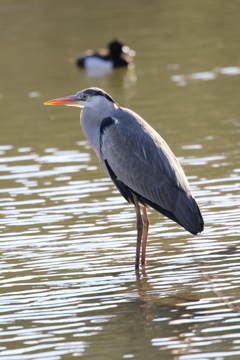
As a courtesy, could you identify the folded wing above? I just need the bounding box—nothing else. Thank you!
[100,107,204,235]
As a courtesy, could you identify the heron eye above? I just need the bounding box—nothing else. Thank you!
[82,94,88,100]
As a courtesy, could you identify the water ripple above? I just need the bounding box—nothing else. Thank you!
[0,144,239,359]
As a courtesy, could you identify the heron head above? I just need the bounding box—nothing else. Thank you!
[44,87,116,109]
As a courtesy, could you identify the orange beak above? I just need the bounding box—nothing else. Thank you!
[44,94,78,106]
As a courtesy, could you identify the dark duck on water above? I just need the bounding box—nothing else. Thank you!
[76,39,136,71]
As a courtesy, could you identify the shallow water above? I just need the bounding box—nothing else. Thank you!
[0,1,240,359]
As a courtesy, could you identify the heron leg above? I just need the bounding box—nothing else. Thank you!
[141,206,149,265]
[133,195,143,270]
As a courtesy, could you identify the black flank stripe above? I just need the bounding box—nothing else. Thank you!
[104,159,134,203]
[100,117,115,135]
[100,117,115,156]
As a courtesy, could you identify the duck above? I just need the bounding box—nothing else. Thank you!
[76,39,136,71]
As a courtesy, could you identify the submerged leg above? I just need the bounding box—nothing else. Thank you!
[141,206,149,265]
[133,195,143,270]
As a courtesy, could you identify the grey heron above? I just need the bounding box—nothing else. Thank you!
[44,87,204,269]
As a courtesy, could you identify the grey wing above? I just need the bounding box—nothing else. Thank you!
[100,108,204,234]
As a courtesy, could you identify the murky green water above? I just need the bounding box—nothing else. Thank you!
[0,1,240,359]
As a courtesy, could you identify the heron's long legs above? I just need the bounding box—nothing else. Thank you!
[141,206,149,265]
[133,195,143,269]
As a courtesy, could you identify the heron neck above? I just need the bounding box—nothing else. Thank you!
[80,105,116,156]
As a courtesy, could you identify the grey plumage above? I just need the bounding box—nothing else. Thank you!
[44,87,204,268]
[100,107,202,234]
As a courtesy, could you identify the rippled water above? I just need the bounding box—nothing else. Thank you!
[1,0,240,359]
[0,141,240,359]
